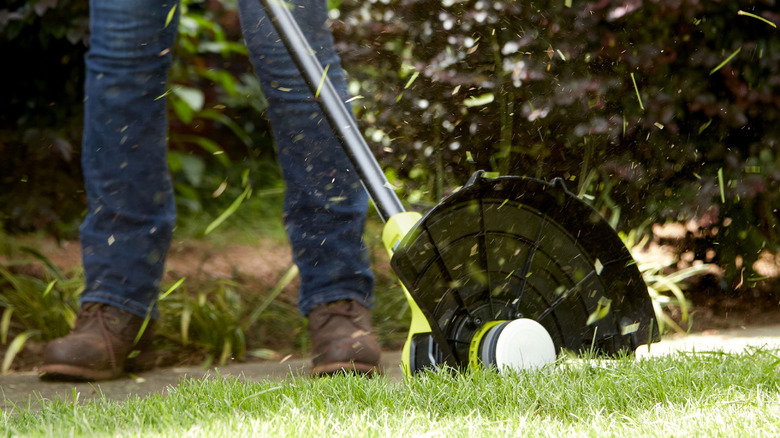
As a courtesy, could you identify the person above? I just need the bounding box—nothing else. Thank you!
[38,0,381,381]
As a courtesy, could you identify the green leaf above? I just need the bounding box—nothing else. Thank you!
[170,96,194,124]
[172,86,205,112]
[2,331,37,374]
[181,304,193,345]
[219,337,232,365]
[1,308,13,344]
[199,110,253,146]
[171,134,231,167]
[177,153,206,187]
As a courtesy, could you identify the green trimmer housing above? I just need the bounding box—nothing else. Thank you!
[258,0,660,377]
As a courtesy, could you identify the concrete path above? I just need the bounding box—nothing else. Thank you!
[3,325,780,413]
[636,324,780,357]
[0,352,406,413]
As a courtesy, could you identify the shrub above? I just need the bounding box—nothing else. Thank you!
[333,0,779,285]
[0,0,89,235]
[0,0,280,235]
[2,0,778,286]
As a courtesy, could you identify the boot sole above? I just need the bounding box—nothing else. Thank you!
[38,354,156,382]
[38,363,119,382]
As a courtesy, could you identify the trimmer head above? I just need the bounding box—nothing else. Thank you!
[391,172,660,373]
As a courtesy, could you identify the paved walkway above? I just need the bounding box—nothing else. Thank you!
[636,324,780,357]
[3,325,780,413]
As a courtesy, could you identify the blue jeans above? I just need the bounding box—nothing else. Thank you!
[79,0,374,320]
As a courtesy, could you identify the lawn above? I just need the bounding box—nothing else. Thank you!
[3,350,780,437]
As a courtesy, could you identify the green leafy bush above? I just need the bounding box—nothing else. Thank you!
[0,0,281,235]
[2,0,778,287]
[333,0,779,285]
[0,249,84,372]
[0,0,89,235]
[166,0,282,220]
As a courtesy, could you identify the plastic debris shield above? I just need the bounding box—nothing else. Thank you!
[391,172,660,372]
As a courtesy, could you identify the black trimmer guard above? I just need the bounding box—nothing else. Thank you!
[391,171,660,371]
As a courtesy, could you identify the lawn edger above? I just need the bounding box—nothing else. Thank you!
[258,0,660,376]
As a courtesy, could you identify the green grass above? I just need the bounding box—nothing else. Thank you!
[3,350,780,436]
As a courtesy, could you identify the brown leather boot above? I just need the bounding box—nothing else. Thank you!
[38,303,156,381]
[308,299,381,376]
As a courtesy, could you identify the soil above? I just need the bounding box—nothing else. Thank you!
[2,234,780,373]
[671,278,780,333]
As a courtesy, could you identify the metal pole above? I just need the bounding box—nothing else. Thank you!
[258,0,405,222]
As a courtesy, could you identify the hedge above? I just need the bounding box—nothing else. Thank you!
[1,0,778,285]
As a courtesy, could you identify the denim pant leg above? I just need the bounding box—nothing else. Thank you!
[237,0,374,316]
[79,0,180,319]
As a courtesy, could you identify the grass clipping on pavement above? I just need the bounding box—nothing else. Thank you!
[4,349,780,437]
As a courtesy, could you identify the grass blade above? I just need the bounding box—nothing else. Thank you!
[658,264,712,285]
[710,48,741,75]
[135,312,153,346]
[42,280,56,297]
[315,64,330,99]
[698,118,712,134]
[0,266,25,294]
[718,168,726,203]
[404,71,420,89]
[241,264,299,331]
[630,73,644,111]
[165,5,177,28]
[464,93,495,108]
[738,10,777,28]
[19,247,65,281]
[159,277,186,301]
[204,185,251,235]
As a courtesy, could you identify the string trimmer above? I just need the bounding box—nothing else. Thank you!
[258,0,660,375]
